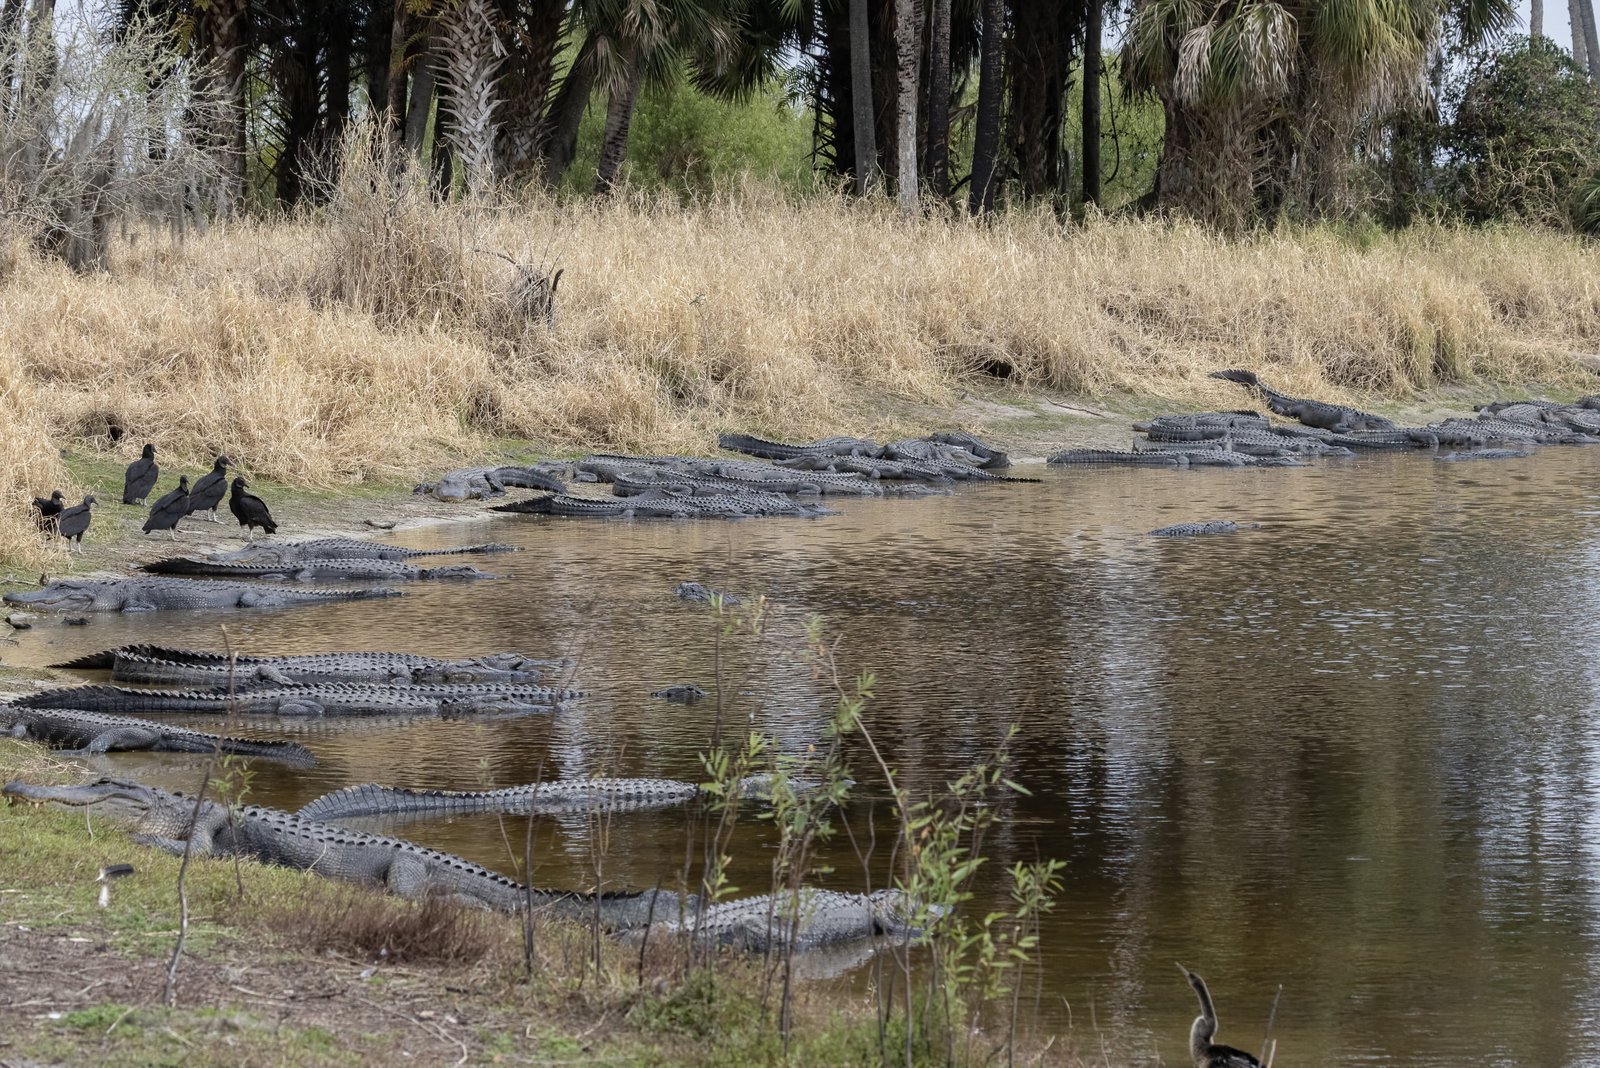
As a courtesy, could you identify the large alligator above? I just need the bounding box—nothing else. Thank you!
[2,777,679,927]
[493,490,830,520]
[0,707,315,767]
[2,578,401,613]
[297,774,783,821]
[1210,369,1396,432]
[414,466,568,501]
[16,681,575,718]
[216,538,517,563]
[651,888,940,952]
[610,480,836,517]
[718,433,881,461]
[775,454,1038,483]
[1148,521,1258,537]
[1046,449,1195,467]
[141,558,495,582]
[54,644,566,687]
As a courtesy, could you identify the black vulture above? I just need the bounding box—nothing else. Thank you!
[122,444,158,505]
[31,490,64,533]
[56,495,95,549]
[142,476,191,539]
[186,455,231,522]
[228,477,276,540]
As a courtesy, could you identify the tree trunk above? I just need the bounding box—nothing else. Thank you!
[1573,0,1590,69]
[848,0,877,192]
[1082,0,1101,206]
[924,0,951,198]
[0,0,25,116]
[404,21,437,156]
[194,0,248,215]
[1006,0,1079,201]
[1532,0,1544,37]
[894,0,922,214]
[968,0,1003,214]
[383,0,410,141]
[540,31,597,188]
[494,0,565,179]
[432,77,455,195]
[594,41,643,195]
[1581,0,1600,80]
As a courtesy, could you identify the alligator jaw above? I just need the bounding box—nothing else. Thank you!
[2,778,154,811]
[2,586,91,611]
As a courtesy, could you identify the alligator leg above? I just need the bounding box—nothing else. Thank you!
[82,727,166,753]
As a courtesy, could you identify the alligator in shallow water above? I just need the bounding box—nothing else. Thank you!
[54,645,566,686]
[1148,521,1258,537]
[1046,449,1193,467]
[16,680,574,718]
[651,684,707,703]
[297,774,785,821]
[141,558,495,582]
[216,538,518,563]
[1210,369,1397,433]
[414,466,568,501]
[674,582,740,605]
[0,707,315,766]
[648,888,940,952]
[493,489,830,520]
[1,777,680,926]
[775,454,1038,483]
[1,578,401,613]
[1436,448,1533,461]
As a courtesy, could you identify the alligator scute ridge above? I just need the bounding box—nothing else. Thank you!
[14,681,576,718]
[141,558,495,582]
[216,538,519,563]
[53,644,567,687]
[1,578,402,613]
[0,707,315,767]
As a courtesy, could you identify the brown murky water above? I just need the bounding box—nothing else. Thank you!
[12,449,1600,1066]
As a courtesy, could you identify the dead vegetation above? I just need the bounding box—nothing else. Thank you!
[262,884,499,966]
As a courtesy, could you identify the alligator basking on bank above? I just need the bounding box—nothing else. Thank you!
[492,489,832,520]
[1148,521,1259,537]
[1210,369,1397,432]
[16,681,575,718]
[141,558,496,582]
[719,431,1011,471]
[55,645,568,686]
[774,454,1039,483]
[413,465,568,501]
[2,777,678,926]
[2,578,401,613]
[577,455,912,497]
[297,773,784,821]
[0,707,315,767]
[216,538,517,564]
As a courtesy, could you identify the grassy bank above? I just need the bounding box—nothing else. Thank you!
[3,172,1598,569]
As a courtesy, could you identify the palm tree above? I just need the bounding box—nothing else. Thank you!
[192,0,249,213]
[1081,0,1101,206]
[893,0,920,212]
[1532,0,1543,36]
[1573,0,1591,70]
[849,0,877,192]
[924,0,951,198]
[967,0,1002,213]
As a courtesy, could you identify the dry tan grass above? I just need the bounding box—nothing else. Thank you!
[1,165,1597,569]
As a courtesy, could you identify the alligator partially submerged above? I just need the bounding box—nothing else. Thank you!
[674,582,740,605]
[651,684,707,703]
[1436,448,1533,461]
[493,490,830,520]
[651,888,940,952]
[1046,449,1194,467]
[16,681,575,718]
[1148,521,1258,537]
[1211,369,1396,432]
[215,538,517,564]
[2,578,401,613]
[0,707,315,767]
[141,558,495,582]
[414,466,568,501]
[2,777,680,926]
[297,774,783,821]
[54,645,567,686]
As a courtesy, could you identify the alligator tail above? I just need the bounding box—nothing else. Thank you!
[1209,369,1261,387]
[48,649,118,669]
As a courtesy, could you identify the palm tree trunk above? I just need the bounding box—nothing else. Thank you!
[849,0,877,193]
[494,0,565,178]
[1532,0,1544,37]
[1574,0,1587,70]
[968,0,1003,214]
[540,31,596,187]
[1082,0,1101,206]
[594,42,642,195]
[404,20,437,156]
[195,0,248,215]
[894,0,922,214]
[1581,0,1600,80]
[924,0,951,198]
[384,0,410,140]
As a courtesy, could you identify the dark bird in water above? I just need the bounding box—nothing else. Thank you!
[1179,966,1263,1068]
[122,444,158,505]
[55,495,95,549]
[185,455,231,522]
[228,477,276,540]
[31,490,64,533]
[142,476,191,539]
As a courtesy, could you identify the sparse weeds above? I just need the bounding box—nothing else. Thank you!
[261,884,498,965]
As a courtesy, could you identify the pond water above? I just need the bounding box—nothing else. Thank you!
[12,449,1600,1066]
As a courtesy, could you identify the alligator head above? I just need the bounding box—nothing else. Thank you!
[4,776,167,819]
[2,580,115,611]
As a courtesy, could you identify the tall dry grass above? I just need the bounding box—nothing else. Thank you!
[2,157,1598,569]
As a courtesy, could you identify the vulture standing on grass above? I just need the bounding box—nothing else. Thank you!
[228,477,276,540]
[142,476,191,539]
[56,495,95,549]
[122,444,158,505]
[31,490,64,533]
[186,455,231,522]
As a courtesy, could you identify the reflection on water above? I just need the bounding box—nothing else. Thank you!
[15,450,1600,1065]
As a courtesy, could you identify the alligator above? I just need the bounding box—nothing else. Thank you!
[1436,448,1533,461]
[215,538,518,563]
[674,582,740,605]
[926,431,1011,469]
[15,681,575,718]
[0,707,316,767]
[1323,428,1439,449]
[297,773,786,821]
[776,454,1038,483]
[1148,521,1258,537]
[651,684,707,703]
[1133,445,1307,468]
[1210,369,1397,432]
[1,578,401,613]
[718,433,881,461]
[1132,412,1271,437]
[493,490,830,520]
[1046,449,1193,467]
[609,480,835,517]
[2,777,682,926]
[54,645,566,686]
[1137,435,1336,459]
[141,558,495,582]
[649,888,941,952]
[1468,415,1595,444]
[414,465,568,501]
